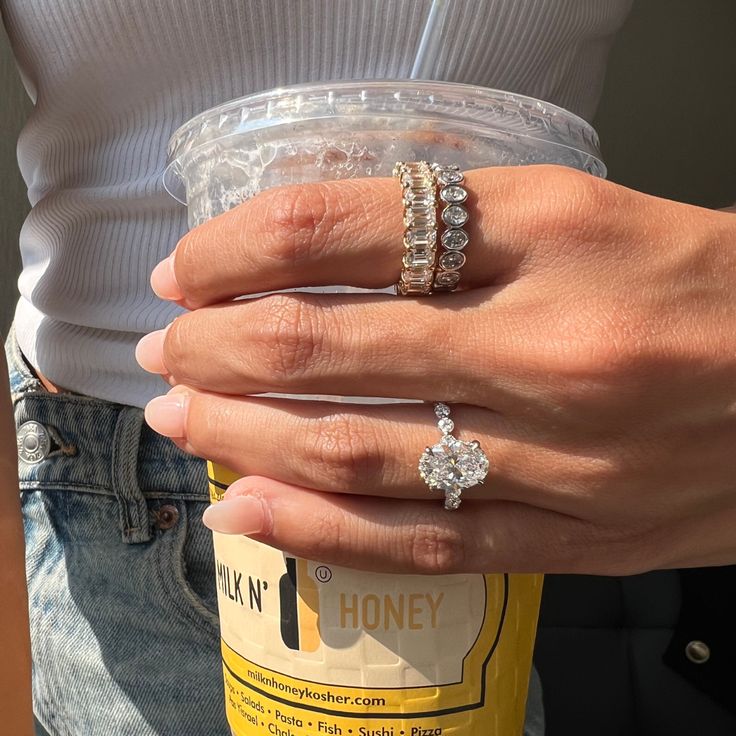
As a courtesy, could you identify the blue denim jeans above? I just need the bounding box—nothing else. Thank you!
[6,324,544,736]
[6,325,227,736]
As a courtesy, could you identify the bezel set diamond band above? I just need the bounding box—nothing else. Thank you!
[432,163,469,292]
[393,160,469,295]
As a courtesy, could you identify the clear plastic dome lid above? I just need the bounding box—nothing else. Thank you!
[164,79,605,203]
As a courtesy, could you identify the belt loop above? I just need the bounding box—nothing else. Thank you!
[111,407,152,544]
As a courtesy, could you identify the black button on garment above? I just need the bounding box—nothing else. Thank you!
[17,421,51,464]
[154,505,180,530]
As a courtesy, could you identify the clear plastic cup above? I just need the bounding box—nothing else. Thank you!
[165,80,605,736]
[165,79,604,225]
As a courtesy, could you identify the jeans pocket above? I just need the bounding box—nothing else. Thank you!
[23,488,227,735]
[154,498,220,638]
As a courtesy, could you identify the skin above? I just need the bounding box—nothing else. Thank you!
[0,349,34,735]
[136,164,736,577]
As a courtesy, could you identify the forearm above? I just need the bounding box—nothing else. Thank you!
[0,347,33,734]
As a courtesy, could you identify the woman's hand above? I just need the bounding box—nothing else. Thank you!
[136,165,736,576]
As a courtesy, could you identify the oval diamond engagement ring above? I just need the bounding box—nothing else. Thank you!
[418,403,490,510]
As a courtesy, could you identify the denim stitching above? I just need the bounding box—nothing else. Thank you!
[19,482,210,501]
[20,482,112,495]
[111,407,152,544]
[154,502,220,639]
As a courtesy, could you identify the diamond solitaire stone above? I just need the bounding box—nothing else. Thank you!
[421,402,489,509]
[419,435,489,495]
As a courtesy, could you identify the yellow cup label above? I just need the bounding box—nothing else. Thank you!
[209,462,542,736]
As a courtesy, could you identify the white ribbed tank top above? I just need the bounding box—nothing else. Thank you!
[1,0,632,408]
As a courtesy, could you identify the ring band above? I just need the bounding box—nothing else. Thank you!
[431,163,469,292]
[394,160,438,296]
[418,403,489,509]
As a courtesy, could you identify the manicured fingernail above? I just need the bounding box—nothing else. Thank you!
[202,496,267,535]
[144,390,189,437]
[151,253,183,301]
[135,326,170,374]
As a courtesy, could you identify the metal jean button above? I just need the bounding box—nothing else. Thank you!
[17,421,51,464]
[685,640,711,664]
[153,505,180,530]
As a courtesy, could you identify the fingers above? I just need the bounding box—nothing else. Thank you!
[153,165,614,308]
[201,476,652,576]
[144,387,566,510]
[144,290,522,407]
[147,389,502,499]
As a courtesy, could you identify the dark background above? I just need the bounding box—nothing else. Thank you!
[593,0,736,209]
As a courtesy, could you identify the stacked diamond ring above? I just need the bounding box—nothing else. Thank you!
[394,161,470,295]
[393,160,438,296]
[431,163,470,292]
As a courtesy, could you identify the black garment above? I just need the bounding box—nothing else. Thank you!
[535,569,736,735]
[662,567,736,717]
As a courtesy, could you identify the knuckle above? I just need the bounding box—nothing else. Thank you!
[528,166,608,241]
[304,413,384,489]
[262,183,338,266]
[185,395,238,457]
[173,232,202,299]
[305,508,347,561]
[175,222,225,302]
[262,295,325,384]
[162,316,191,377]
[404,522,466,574]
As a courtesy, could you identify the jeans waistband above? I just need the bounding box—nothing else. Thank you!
[5,324,208,543]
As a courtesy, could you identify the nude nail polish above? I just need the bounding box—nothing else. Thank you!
[144,391,189,437]
[202,496,266,535]
[135,327,169,374]
[151,253,184,301]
